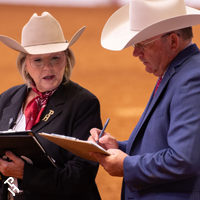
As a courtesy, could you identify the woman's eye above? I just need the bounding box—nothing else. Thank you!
[52,56,60,60]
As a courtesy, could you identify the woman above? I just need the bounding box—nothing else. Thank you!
[0,12,102,200]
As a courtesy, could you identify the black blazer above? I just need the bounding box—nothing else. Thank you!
[0,80,102,200]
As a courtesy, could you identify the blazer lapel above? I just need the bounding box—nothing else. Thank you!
[31,82,70,133]
[126,44,199,154]
[126,73,173,154]
[1,85,27,130]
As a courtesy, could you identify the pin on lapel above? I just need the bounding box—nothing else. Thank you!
[42,110,54,122]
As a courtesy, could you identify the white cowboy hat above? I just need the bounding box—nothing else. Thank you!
[101,0,200,51]
[0,12,86,54]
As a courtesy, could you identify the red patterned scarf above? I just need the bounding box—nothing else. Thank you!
[25,87,57,130]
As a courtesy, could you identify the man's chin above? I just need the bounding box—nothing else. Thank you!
[145,65,153,73]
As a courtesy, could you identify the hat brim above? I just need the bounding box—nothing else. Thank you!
[0,26,86,54]
[101,5,200,51]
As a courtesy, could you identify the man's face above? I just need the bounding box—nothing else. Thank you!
[132,34,173,77]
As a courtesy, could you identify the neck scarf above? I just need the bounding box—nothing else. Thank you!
[25,87,57,130]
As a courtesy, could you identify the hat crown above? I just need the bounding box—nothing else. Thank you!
[130,0,187,31]
[22,12,66,47]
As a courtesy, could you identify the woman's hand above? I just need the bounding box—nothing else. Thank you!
[0,151,25,179]
[89,128,119,150]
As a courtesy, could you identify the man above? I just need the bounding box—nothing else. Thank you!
[89,0,200,199]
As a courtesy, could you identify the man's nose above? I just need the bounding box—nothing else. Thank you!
[132,47,143,57]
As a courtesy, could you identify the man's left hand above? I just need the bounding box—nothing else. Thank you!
[90,149,128,177]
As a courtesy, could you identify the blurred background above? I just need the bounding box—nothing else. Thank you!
[0,0,200,199]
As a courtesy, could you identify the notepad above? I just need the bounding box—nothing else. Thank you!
[39,132,111,162]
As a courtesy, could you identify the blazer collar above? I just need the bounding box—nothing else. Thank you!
[127,44,199,154]
[153,43,199,102]
[1,80,72,132]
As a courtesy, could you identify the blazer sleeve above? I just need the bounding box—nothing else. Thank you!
[20,96,102,195]
[118,141,128,152]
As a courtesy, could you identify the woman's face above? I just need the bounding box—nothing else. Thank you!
[25,51,66,92]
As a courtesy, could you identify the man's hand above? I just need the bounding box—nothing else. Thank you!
[90,149,128,177]
[89,128,119,150]
[0,151,25,179]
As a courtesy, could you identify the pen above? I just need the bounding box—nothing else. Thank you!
[96,118,110,144]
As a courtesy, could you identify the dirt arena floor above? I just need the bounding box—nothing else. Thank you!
[0,4,200,200]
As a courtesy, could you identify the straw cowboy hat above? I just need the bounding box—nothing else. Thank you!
[0,12,85,54]
[101,0,200,51]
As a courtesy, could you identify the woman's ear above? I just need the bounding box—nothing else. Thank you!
[24,66,28,74]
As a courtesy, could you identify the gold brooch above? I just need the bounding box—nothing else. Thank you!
[42,110,54,122]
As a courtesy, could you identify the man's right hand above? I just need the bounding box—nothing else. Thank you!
[89,128,119,150]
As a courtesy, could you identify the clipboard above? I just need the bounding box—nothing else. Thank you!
[39,132,111,162]
[0,131,56,168]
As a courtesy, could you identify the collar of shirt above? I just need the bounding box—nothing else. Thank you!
[161,41,193,79]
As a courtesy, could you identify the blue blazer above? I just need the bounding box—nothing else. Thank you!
[119,44,200,200]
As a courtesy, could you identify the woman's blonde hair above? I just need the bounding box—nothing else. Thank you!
[16,48,75,87]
